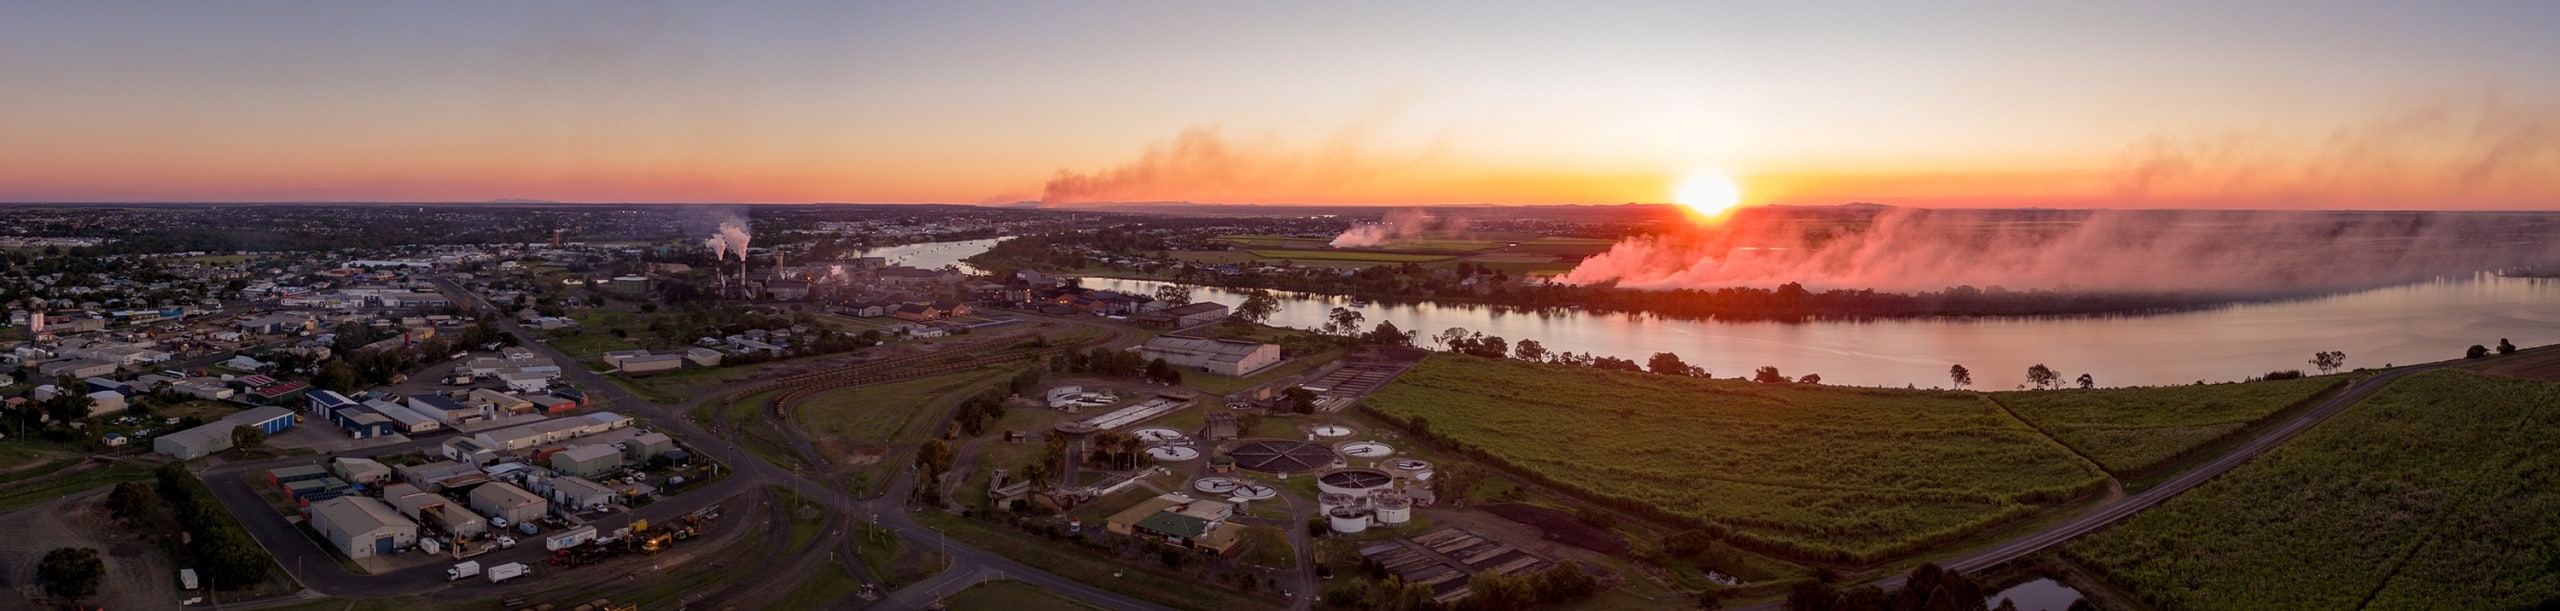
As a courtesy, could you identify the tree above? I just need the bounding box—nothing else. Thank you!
[1435,327,1473,351]
[2498,338,2518,355]
[1286,386,1319,414]
[1153,283,1193,307]
[230,425,266,451]
[37,547,103,601]
[1797,373,1822,385]
[1325,306,1366,337]
[2026,364,2058,390]
[916,439,955,480]
[1464,569,1537,611]
[1236,411,1263,436]
[313,361,361,393]
[42,385,95,426]
[1753,366,1787,384]
[1230,289,1279,326]
[1145,357,1179,385]
[2310,350,2346,375]
[2467,344,2491,359]
[1008,367,1044,396]
[1436,462,1485,506]
[1513,340,1548,363]
[2076,373,2095,389]
[107,482,153,523]
[1949,364,1972,390]
[1364,321,1415,347]
[1650,352,1703,377]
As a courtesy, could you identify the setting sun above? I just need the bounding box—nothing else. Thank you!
[1676,174,1744,217]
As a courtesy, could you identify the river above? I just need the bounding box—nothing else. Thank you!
[1078,274,2560,388]
[908,237,2556,388]
[860,237,1009,274]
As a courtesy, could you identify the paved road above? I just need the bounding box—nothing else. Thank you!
[1735,365,2440,610]
[187,279,1202,608]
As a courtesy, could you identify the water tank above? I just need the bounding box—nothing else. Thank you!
[1374,492,1412,524]
[1328,506,1370,534]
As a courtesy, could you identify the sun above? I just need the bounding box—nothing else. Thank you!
[1675,173,1744,218]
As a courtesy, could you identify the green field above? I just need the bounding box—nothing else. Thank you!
[2065,370,2560,609]
[940,579,1106,610]
[1245,249,1455,262]
[796,367,1016,491]
[1995,376,2343,475]
[1363,355,2105,562]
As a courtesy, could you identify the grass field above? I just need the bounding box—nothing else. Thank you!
[1994,376,2343,475]
[2065,370,2560,609]
[941,579,1107,610]
[1245,249,1454,263]
[0,461,158,512]
[796,367,1017,491]
[914,511,1284,611]
[1362,355,2105,562]
[546,331,641,358]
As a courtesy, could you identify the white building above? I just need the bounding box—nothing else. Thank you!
[308,497,419,559]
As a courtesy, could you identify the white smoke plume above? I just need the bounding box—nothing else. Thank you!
[1330,209,1468,248]
[718,220,751,261]
[1559,208,2560,294]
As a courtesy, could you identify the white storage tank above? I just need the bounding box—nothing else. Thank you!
[1328,506,1371,534]
[1374,491,1413,525]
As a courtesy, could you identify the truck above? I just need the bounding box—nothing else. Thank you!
[485,562,528,584]
[545,525,598,551]
[446,561,480,581]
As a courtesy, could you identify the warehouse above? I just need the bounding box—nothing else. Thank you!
[152,406,299,460]
[467,481,548,524]
[618,353,685,375]
[366,400,441,434]
[331,457,392,486]
[1131,335,1284,377]
[307,496,418,559]
[535,475,620,510]
[409,395,487,426]
[624,432,676,462]
[550,444,623,478]
[469,389,535,415]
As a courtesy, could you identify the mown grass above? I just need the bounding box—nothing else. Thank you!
[1362,355,2104,563]
[1994,376,2343,475]
[940,579,1108,610]
[771,561,871,609]
[2065,370,2560,609]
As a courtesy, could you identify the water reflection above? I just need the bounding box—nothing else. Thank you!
[1084,274,2560,388]
[860,237,1009,275]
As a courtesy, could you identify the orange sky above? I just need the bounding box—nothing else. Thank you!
[1,3,2555,209]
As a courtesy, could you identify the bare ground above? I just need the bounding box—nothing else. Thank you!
[0,487,180,609]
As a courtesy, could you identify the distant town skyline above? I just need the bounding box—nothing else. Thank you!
[3,1,2556,209]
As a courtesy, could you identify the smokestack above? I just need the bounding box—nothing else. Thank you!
[552,229,562,247]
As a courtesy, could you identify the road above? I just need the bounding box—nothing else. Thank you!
[1735,364,2440,610]
[428,277,1171,609]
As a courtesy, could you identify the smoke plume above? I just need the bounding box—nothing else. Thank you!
[1559,208,2560,294]
[718,220,751,260]
[1330,209,1469,247]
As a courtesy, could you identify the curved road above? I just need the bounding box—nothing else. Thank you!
[1737,364,2442,609]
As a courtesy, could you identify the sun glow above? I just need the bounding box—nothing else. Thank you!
[1676,173,1744,218]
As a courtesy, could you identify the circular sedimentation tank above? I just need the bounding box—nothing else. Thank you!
[1231,483,1277,501]
[1388,458,1430,472]
[1132,428,1184,443]
[1311,425,1353,438]
[1227,439,1339,474]
[1317,492,1358,510]
[1147,446,1201,461]
[1318,467,1395,496]
[1193,477,1240,494]
[1336,441,1393,458]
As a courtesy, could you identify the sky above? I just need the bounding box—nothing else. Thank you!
[1,1,2556,208]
